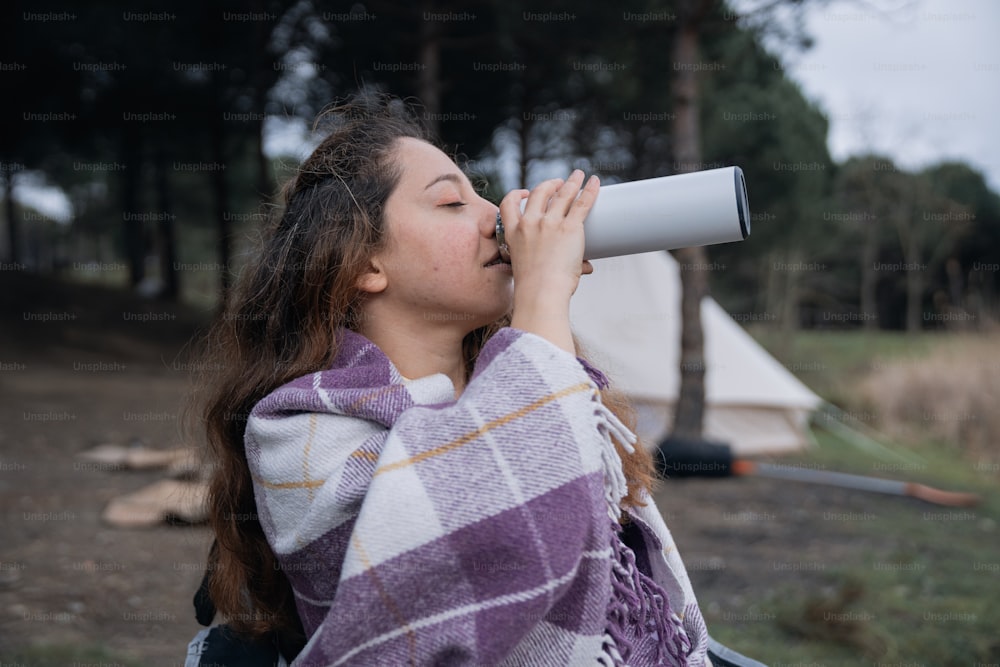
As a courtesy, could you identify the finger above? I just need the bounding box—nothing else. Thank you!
[498,189,530,232]
[548,169,587,216]
[564,174,600,226]
[522,178,564,219]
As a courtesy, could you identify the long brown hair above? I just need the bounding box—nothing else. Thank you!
[191,90,655,641]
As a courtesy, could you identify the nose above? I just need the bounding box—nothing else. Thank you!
[478,196,499,239]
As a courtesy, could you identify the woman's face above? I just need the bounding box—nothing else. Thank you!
[366,137,513,330]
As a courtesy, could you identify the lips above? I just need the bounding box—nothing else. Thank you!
[484,252,511,267]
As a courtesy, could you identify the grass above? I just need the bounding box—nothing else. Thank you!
[705,328,1000,665]
[704,430,1000,664]
[746,326,944,407]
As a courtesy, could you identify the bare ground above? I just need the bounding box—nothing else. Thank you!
[0,272,993,665]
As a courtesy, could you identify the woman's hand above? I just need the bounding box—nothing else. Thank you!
[500,169,600,354]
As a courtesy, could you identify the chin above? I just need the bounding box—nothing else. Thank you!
[463,304,510,333]
[465,313,505,333]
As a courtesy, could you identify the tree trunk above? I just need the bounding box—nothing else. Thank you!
[518,92,532,189]
[255,120,271,202]
[3,171,19,265]
[780,250,800,348]
[669,14,709,440]
[419,0,442,139]
[252,0,272,201]
[860,218,878,330]
[211,118,231,306]
[892,185,921,333]
[121,128,145,287]
[154,143,179,301]
[208,62,233,307]
[764,249,782,323]
[672,245,709,439]
[905,230,922,332]
[945,257,962,309]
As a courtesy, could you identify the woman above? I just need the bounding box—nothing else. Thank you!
[194,91,710,666]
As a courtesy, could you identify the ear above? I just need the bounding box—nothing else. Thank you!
[355,257,388,294]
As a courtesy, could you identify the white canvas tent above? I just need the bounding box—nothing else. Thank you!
[569,251,822,457]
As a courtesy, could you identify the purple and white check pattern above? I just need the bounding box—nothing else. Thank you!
[246,328,709,665]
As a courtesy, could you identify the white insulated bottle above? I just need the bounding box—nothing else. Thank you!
[497,166,750,261]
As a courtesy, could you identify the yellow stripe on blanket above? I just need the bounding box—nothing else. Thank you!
[373,382,593,478]
[252,476,326,490]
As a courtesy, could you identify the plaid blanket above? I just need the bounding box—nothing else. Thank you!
[247,327,709,666]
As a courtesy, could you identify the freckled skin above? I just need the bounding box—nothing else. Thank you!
[370,137,513,328]
[355,137,597,392]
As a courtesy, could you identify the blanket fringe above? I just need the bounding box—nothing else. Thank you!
[601,523,693,665]
[598,630,625,667]
[591,396,636,521]
[592,393,692,665]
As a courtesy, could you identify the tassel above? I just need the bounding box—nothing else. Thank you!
[592,389,691,664]
[598,630,624,667]
[591,394,637,521]
[602,524,693,665]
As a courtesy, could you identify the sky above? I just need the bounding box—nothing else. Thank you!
[768,0,1000,192]
[15,0,1000,220]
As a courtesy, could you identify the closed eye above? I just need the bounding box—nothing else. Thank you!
[443,202,467,208]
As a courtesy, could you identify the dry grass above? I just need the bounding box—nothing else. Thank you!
[776,579,889,659]
[857,334,1000,463]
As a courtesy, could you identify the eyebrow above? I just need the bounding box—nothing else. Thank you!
[423,173,465,190]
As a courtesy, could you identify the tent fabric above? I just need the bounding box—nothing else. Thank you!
[569,251,822,456]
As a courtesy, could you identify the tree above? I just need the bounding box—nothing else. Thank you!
[667,0,840,434]
[699,1,834,332]
[887,171,960,332]
[828,156,976,331]
[1,0,90,266]
[668,0,718,440]
[831,156,898,329]
[923,162,1000,324]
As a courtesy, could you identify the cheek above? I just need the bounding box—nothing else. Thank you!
[401,216,479,274]
[435,239,476,270]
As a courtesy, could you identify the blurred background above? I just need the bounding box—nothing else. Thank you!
[1,0,997,664]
